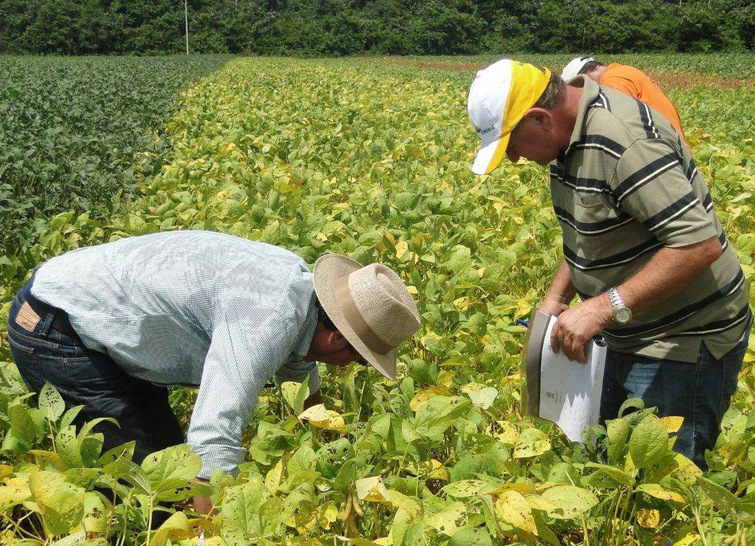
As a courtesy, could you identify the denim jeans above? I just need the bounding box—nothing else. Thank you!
[600,339,748,470]
[6,278,184,466]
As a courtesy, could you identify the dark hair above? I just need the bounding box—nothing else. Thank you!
[534,72,566,110]
[315,298,338,331]
[578,61,603,75]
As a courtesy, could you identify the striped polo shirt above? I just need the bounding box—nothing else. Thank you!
[550,77,751,363]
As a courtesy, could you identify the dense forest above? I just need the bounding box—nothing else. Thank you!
[0,0,753,56]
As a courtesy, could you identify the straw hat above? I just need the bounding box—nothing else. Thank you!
[313,254,420,380]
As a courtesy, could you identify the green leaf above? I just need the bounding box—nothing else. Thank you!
[695,476,739,513]
[39,382,65,422]
[461,383,498,410]
[81,491,108,535]
[629,415,668,469]
[103,458,152,494]
[425,501,468,537]
[56,425,83,468]
[585,462,635,487]
[9,404,42,448]
[606,418,631,465]
[29,471,85,535]
[141,444,201,500]
[221,476,283,541]
[280,379,310,416]
[412,396,472,442]
[541,485,599,520]
[513,428,551,459]
[449,527,493,546]
[442,480,486,499]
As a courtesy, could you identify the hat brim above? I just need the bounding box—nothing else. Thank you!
[313,254,397,380]
[471,131,511,175]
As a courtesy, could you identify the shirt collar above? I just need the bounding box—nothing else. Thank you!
[567,75,601,148]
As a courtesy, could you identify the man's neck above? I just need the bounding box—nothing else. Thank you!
[552,84,583,151]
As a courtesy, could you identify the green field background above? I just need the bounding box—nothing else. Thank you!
[0,54,753,544]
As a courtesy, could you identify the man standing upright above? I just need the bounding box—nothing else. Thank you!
[467,59,751,468]
[561,56,688,148]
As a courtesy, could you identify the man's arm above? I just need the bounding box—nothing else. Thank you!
[539,258,577,316]
[551,236,722,362]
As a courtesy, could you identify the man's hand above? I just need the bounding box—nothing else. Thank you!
[193,478,215,516]
[550,294,612,363]
[539,297,570,317]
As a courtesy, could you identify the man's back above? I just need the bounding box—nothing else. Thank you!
[31,231,316,385]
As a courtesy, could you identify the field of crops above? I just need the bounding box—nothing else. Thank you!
[0,54,753,545]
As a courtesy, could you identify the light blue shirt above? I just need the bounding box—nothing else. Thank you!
[32,231,319,478]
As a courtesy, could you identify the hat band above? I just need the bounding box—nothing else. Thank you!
[333,277,394,355]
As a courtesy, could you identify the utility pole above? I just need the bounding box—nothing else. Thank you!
[184,0,190,54]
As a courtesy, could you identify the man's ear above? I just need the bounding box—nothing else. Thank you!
[524,108,552,131]
[326,330,346,345]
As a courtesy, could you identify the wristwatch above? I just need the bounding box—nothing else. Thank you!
[608,287,632,325]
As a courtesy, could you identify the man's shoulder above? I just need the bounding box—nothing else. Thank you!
[584,88,677,149]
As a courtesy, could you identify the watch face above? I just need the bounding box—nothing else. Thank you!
[615,308,632,324]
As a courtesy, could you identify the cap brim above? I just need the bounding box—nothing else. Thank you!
[471,131,511,175]
[313,254,397,380]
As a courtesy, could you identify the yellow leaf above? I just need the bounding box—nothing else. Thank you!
[674,533,701,546]
[316,503,339,530]
[0,477,31,512]
[409,385,451,411]
[495,490,538,537]
[495,421,520,445]
[636,508,660,529]
[437,371,455,388]
[395,240,409,260]
[636,484,686,504]
[298,404,346,430]
[29,450,68,472]
[0,465,14,480]
[419,459,449,481]
[265,458,284,494]
[355,476,390,503]
[661,416,684,434]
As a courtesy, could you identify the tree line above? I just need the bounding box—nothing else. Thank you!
[0,0,753,56]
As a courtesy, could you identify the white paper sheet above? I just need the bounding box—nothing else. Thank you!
[538,315,607,443]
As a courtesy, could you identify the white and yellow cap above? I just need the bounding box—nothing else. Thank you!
[467,59,551,175]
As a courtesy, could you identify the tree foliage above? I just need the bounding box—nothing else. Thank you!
[0,0,752,55]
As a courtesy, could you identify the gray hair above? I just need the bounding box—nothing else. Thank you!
[534,72,566,110]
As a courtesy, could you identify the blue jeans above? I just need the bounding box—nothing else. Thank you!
[600,340,748,470]
[6,278,184,466]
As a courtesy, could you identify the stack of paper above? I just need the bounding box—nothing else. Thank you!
[523,310,607,443]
